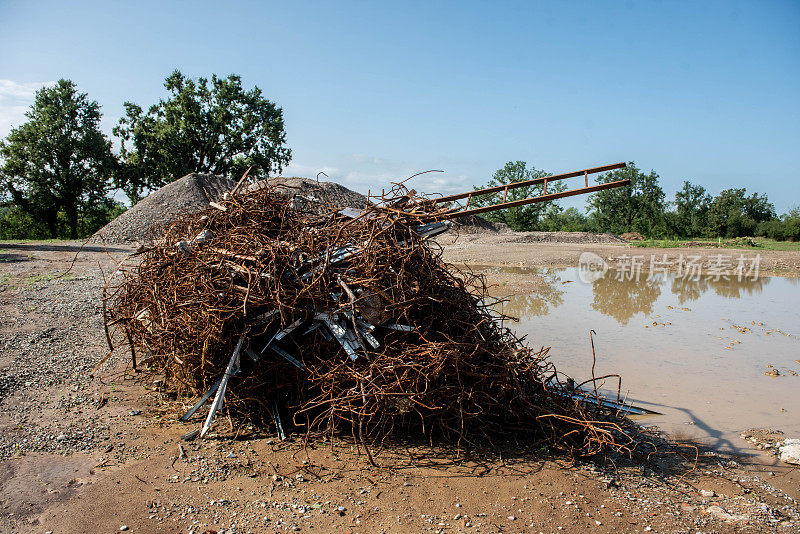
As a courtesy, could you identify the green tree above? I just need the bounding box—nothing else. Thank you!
[114,70,292,202]
[674,180,711,237]
[470,161,566,231]
[0,79,117,238]
[756,207,800,241]
[0,203,50,239]
[780,207,800,240]
[539,206,595,232]
[587,162,665,237]
[707,188,776,238]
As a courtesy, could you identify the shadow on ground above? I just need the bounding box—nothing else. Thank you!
[0,242,131,254]
[214,420,718,486]
[0,252,32,263]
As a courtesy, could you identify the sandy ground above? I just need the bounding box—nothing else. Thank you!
[1,239,799,534]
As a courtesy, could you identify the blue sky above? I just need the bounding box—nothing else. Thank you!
[1,0,798,212]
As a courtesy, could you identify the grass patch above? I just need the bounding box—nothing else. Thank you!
[0,271,75,288]
[630,238,685,249]
[750,238,800,251]
[630,237,800,251]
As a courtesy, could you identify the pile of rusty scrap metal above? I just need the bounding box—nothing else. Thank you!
[105,163,644,459]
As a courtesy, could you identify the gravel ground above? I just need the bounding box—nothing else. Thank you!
[0,270,113,459]
[442,230,630,245]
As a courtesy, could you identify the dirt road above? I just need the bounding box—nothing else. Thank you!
[1,240,799,533]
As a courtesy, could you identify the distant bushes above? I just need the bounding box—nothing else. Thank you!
[0,205,51,240]
[755,208,800,241]
[538,207,597,233]
[0,201,126,240]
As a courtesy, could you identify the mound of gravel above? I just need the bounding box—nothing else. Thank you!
[449,215,511,234]
[95,174,372,245]
[244,176,370,214]
[94,173,237,244]
[506,231,626,244]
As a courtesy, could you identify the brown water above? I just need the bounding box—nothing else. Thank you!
[482,266,800,453]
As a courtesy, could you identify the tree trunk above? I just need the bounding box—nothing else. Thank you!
[44,213,58,238]
[64,203,79,239]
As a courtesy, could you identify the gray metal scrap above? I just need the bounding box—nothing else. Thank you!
[200,335,245,437]
[356,323,380,349]
[315,312,361,360]
[179,377,223,421]
[274,318,305,341]
[268,343,307,370]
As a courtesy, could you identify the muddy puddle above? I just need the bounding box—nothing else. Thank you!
[476,265,800,454]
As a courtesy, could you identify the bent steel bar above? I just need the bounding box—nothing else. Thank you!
[422,179,631,221]
[432,162,627,204]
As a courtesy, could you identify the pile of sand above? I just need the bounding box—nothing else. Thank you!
[94,175,370,245]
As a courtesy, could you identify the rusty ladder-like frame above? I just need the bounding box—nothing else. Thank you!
[421,162,629,221]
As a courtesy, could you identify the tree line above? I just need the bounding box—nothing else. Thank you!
[0,72,290,239]
[473,161,799,241]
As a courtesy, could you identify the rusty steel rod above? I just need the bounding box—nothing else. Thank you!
[432,162,627,204]
[422,179,631,221]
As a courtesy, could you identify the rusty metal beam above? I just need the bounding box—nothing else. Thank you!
[432,162,626,204]
[423,179,631,221]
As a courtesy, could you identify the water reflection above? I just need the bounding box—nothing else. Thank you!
[670,276,768,303]
[502,270,565,318]
[498,267,775,326]
[707,276,767,299]
[591,274,661,325]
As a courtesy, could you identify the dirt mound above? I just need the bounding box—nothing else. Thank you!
[94,173,237,244]
[95,175,370,245]
[507,231,627,244]
[620,232,645,241]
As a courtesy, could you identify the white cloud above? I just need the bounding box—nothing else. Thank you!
[0,79,55,138]
[0,80,45,99]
